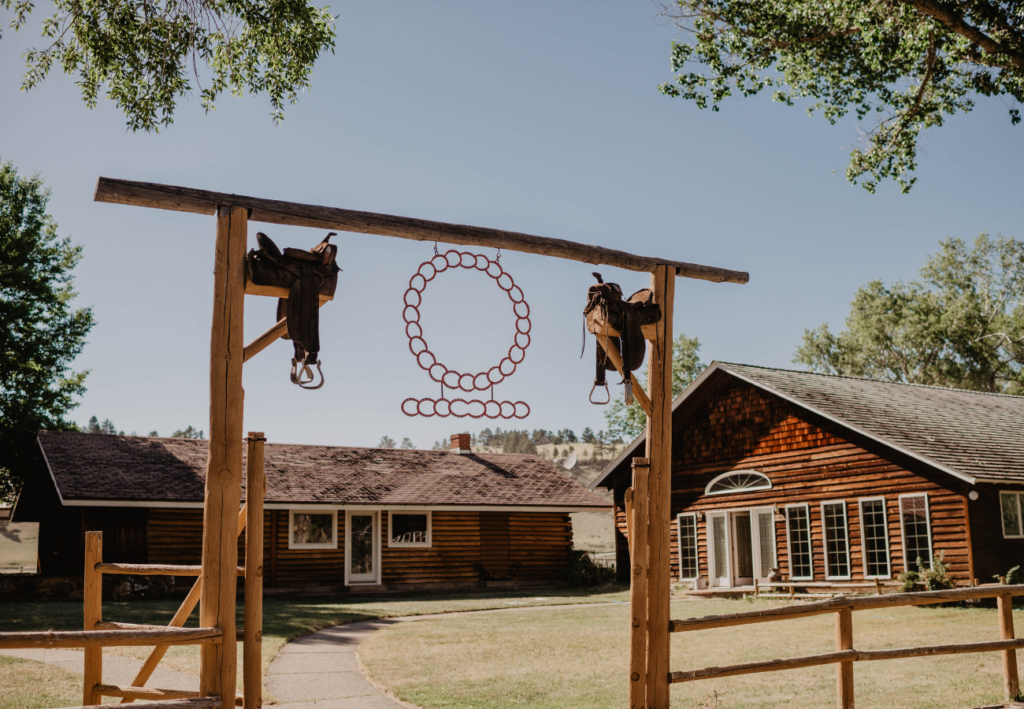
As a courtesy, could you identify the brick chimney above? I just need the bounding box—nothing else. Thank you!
[450,433,471,455]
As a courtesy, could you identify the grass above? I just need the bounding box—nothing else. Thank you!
[570,511,615,554]
[359,596,1022,709]
[0,656,86,709]
[0,522,39,571]
[0,585,629,706]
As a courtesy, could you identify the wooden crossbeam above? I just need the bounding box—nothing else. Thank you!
[93,177,749,283]
[0,627,222,649]
[95,563,244,576]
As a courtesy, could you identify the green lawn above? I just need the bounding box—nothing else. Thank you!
[0,585,629,707]
[0,656,87,709]
[359,597,1022,709]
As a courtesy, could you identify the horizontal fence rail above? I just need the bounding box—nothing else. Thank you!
[0,627,223,649]
[95,563,244,577]
[669,584,1024,708]
[44,698,223,709]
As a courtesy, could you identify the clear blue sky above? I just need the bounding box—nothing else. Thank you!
[2,1,1022,448]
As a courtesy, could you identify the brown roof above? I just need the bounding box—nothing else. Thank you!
[593,361,1024,489]
[37,431,609,509]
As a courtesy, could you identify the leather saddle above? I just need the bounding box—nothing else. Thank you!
[246,232,340,389]
[583,273,661,405]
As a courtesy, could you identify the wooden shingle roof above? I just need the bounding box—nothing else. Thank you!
[593,361,1024,489]
[37,431,609,509]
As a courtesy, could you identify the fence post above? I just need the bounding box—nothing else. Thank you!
[998,592,1019,700]
[628,459,650,709]
[244,432,266,709]
[83,531,103,706]
[835,608,854,709]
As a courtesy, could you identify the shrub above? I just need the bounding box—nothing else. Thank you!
[897,569,920,593]
[992,565,1023,585]
[897,551,956,592]
[565,551,616,587]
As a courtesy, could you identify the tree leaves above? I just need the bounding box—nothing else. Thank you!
[2,0,337,131]
[793,234,1024,393]
[658,0,1024,192]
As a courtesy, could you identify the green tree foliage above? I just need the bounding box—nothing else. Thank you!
[86,416,122,435]
[658,0,1024,193]
[378,436,396,449]
[171,426,205,439]
[501,430,537,455]
[1,0,336,131]
[581,427,596,443]
[604,333,706,441]
[0,160,94,503]
[399,437,416,449]
[794,234,1024,393]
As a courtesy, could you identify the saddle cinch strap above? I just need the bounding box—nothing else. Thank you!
[582,273,661,406]
[247,232,340,389]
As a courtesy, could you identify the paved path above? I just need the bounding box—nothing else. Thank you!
[0,646,199,692]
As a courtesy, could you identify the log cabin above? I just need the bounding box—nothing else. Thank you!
[14,432,609,591]
[592,362,1024,590]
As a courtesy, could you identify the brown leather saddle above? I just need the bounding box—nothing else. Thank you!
[246,232,340,389]
[583,273,661,405]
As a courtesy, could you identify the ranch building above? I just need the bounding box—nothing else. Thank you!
[592,362,1024,590]
[14,432,609,590]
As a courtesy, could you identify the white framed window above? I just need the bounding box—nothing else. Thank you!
[899,493,933,570]
[288,509,337,549]
[705,470,772,496]
[677,513,699,580]
[858,497,891,579]
[785,504,813,580]
[821,500,851,580]
[388,511,432,548]
[1000,492,1024,539]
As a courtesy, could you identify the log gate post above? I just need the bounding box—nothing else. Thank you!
[83,531,103,706]
[244,432,267,709]
[199,204,248,700]
[835,608,854,709]
[627,462,650,708]
[998,592,1019,700]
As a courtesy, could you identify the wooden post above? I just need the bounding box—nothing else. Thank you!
[645,264,674,708]
[754,579,759,597]
[244,433,266,709]
[835,608,854,709]
[998,593,1020,700]
[199,204,248,700]
[628,459,650,709]
[83,531,103,706]
[874,579,882,596]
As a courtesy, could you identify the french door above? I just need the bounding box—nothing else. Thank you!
[345,511,380,584]
[707,508,776,587]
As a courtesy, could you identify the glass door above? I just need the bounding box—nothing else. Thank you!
[732,512,754,585]
[346,512,379,584]
[752,508,777,581]
[708,513,730,587]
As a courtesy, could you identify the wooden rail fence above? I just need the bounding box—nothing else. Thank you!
[670,584,1024,707]
[0,433,266,709]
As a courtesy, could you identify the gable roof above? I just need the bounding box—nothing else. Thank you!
[592,361,1024,489]
[37,431,609,510]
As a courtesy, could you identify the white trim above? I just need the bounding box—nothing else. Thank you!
[820,500,852,581]
[676,513,699,581]
[288,509,338,550]
[785,503,813,581]
[704,470,772,496]
[857,496,891,579]
[751,507,777,581]
[345,510,381,585]
[998,491,1024,539]
[898,493,933,571]
[590,361,979,490]
[707,512,731,586]
[387,510,432,548]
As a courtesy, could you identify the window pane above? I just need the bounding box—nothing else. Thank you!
[901,496,931,570]
[823,503,850,578]
[678,516,698,579]
[708,472,771,494]
[350,515,374,574]
[787,507,812,579]
[391,514,428,544]
[293,513,333,545]
[1001,494,1021,538]
[860,499,890,578]
[735,515,754,578]
[757,512,775,574]
[712,516,727,579]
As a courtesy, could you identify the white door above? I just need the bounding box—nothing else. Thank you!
[708,513,731,587]
[751,508,777,581]
[346,512,379,584]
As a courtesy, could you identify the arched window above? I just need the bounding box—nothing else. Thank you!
[705,470,772,496]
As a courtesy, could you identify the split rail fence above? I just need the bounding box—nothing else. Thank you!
[0,433,266,709]
[670,584,1024,708]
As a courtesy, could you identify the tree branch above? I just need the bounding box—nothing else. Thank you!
[905,0,1024,69]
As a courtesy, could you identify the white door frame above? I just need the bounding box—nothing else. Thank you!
[344,510,381,585]
[750,506,776,582]
[707,512,731,587]
[706,506,776,588]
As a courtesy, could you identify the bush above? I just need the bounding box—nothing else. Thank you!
[565,551,616,587]
[897,551,956,592]
[992,564,1023,585]
[897,569,920,593]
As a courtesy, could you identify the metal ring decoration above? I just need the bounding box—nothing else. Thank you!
[402,250,531,419]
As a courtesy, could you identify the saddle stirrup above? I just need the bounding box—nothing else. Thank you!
[589,380,610,405]
[290,358,325,390]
